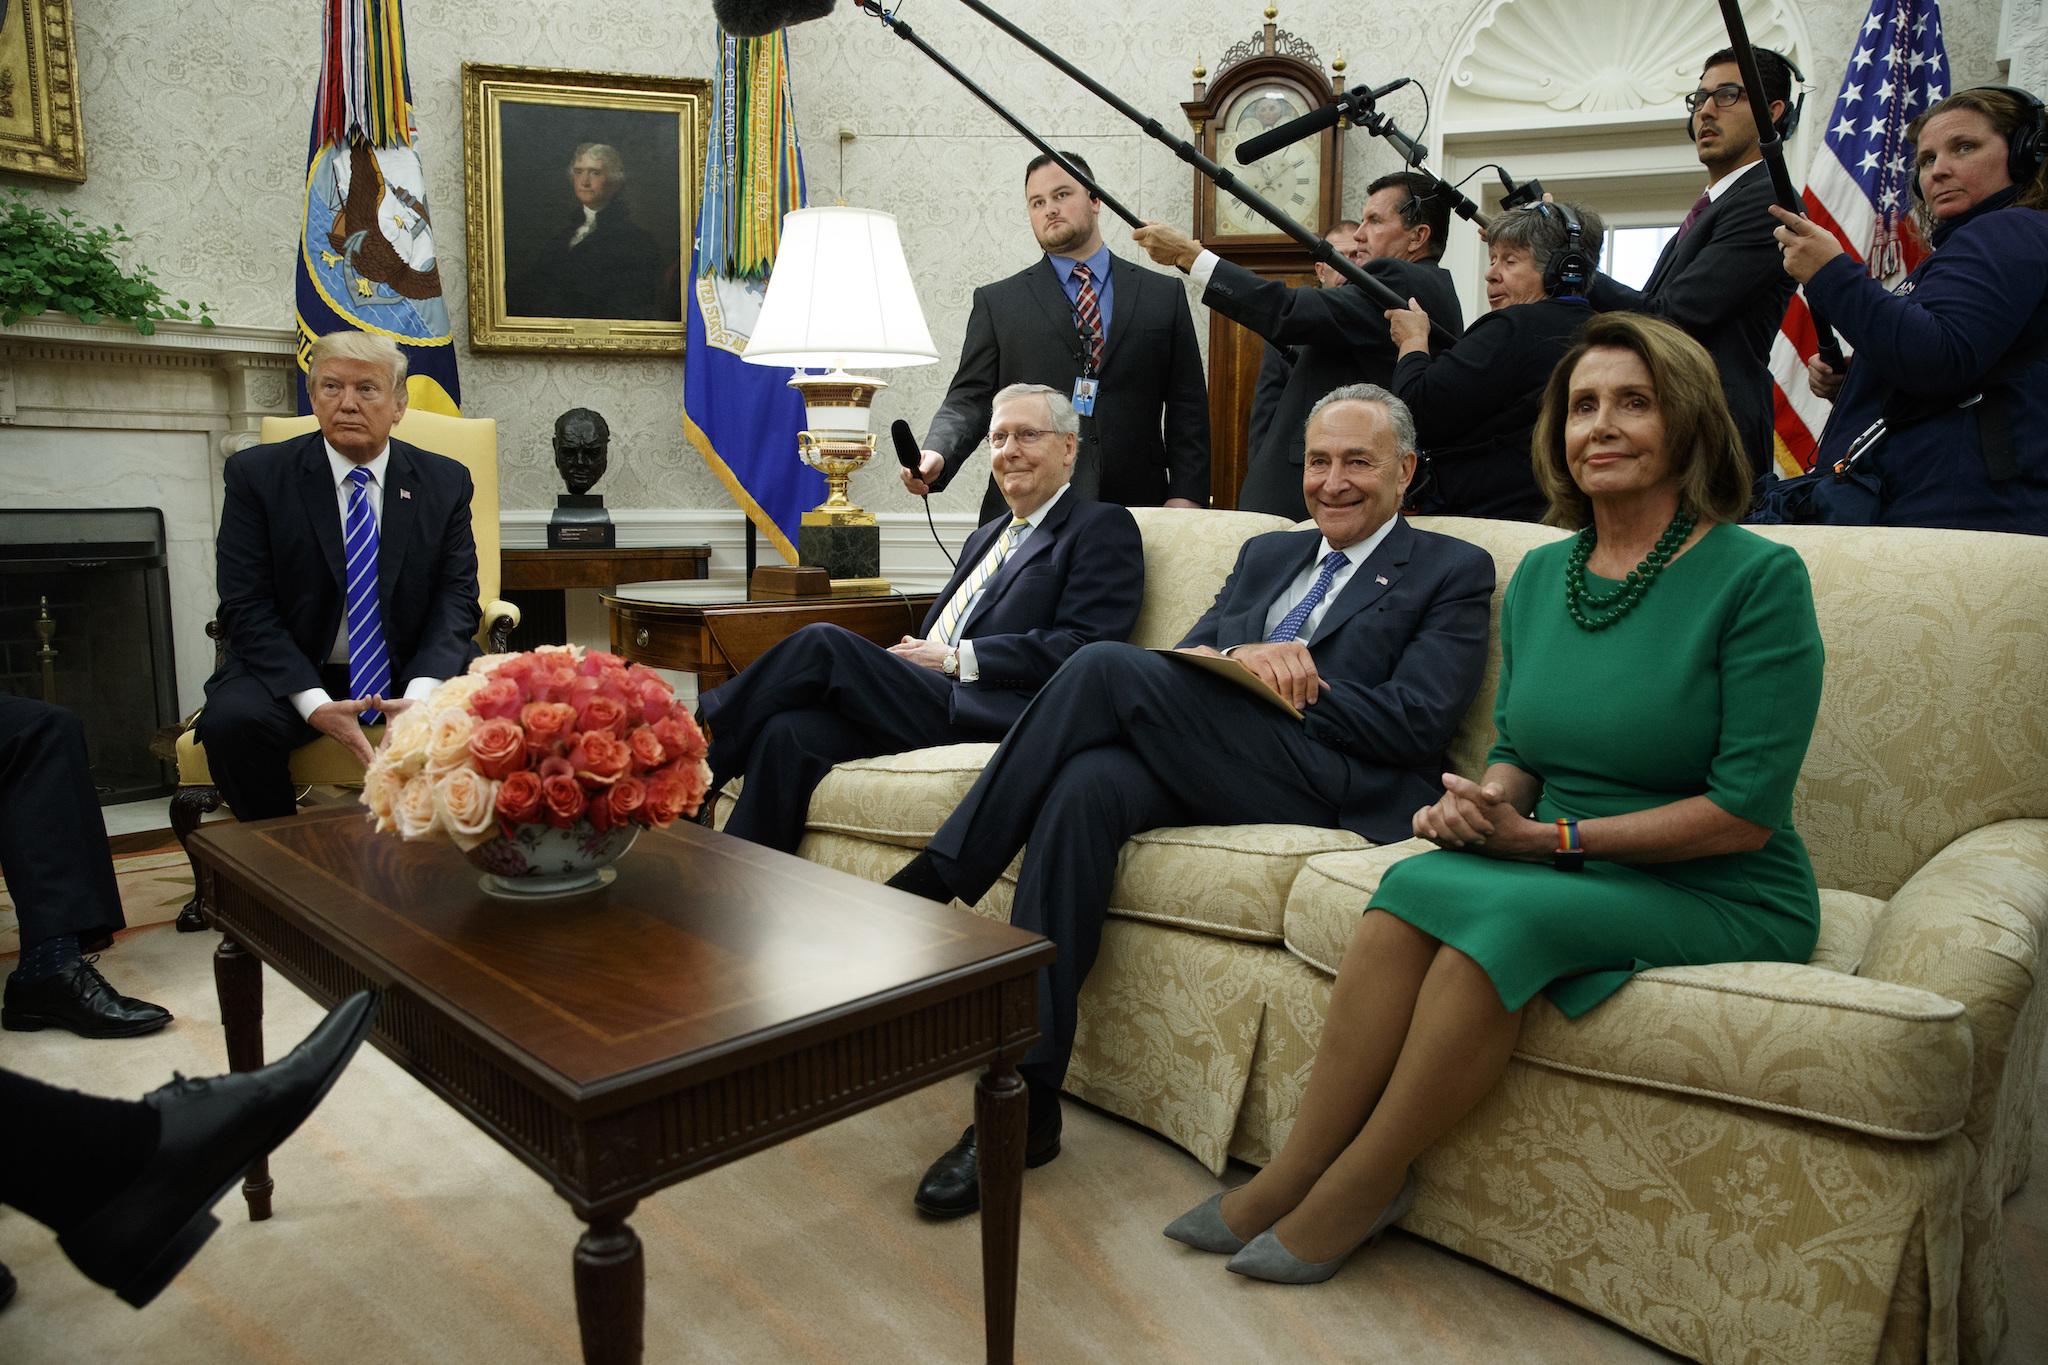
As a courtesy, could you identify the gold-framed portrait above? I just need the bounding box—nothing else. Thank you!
[461,63,708,354]
[0,0,86,182]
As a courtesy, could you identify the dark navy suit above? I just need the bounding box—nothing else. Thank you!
[923,516,1496,1087]
[700,491,1145,852]
[197,431,480,820]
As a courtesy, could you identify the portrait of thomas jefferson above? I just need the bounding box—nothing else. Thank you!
[500,108,684,323]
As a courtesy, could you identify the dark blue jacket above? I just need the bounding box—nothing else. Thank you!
[1805,201,2048,534]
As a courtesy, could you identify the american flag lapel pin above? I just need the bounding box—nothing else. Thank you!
[399,488,412,500]
[1375,574,1389,586]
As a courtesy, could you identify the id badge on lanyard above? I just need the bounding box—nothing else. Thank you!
[1071,376,1100,417]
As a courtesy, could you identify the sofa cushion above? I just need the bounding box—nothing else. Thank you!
[1123,506,1292,648]
[1284,845,1969,1140]
[801,749,1369,939]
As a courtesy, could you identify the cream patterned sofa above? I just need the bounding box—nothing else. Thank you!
[726,509,2048,1364]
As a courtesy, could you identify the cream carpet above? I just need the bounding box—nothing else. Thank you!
[3,860,2044,1364]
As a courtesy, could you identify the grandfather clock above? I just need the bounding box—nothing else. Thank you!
[1183,6,1346,508]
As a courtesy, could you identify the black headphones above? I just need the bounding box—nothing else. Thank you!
[1908,86,2048,201]
[1685,49,1806,142]
[1537,201,1592,297]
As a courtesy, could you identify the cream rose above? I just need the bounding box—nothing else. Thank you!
[393,774,441,840]
[378,704,434,773]
[424,708,477,774]
[360,766,407,833]
[433,767,501,850]
[467,653,520,677]
[428,674,488,715]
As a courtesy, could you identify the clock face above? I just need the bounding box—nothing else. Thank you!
[1214,83,1322,236]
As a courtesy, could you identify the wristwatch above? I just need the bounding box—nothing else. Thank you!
[1552,818,1585,872]
[941,648,960,678]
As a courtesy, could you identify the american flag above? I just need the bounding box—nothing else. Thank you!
[1770,0,1950,474]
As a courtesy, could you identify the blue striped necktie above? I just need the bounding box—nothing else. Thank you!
[343,465,391,724]
[1268,549,1350,644]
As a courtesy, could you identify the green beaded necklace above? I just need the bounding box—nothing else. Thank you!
[1564,508,1697,632]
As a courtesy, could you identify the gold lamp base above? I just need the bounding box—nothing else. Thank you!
[788,371,889,581]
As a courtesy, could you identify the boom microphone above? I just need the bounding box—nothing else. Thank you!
[712,0,838,37]
[1236,78,1413,164]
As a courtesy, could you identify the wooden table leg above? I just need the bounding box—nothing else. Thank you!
[212,935,273,1221]
[573,1203,643,1364]
[975,1058,1025,1365]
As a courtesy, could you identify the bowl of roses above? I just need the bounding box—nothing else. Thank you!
[362,645,710,897]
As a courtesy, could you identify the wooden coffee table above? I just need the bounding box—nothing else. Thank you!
[188,806,1052,1363]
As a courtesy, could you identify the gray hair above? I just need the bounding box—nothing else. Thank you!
[1305,383,1416,455]
[570,143,626,182]
[307,331,408,390]
[991,382,1079,438]
[1487,202,1605,283]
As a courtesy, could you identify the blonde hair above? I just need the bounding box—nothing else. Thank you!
[1531,313,1751,528]
[307,331,408,391]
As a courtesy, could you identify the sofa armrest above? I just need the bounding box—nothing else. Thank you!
[1857,819,2048,1155]
[482,598,521,654]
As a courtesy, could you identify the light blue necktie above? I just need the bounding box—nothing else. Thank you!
[1267,550,1350,644]
[343,466,391,724]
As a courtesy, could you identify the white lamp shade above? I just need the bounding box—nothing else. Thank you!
[742,206,939,370]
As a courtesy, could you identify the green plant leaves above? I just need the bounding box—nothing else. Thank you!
[1,191,216,333]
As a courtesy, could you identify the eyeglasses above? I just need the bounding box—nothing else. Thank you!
[1683,84,1746,115]
[988,427,1054,449]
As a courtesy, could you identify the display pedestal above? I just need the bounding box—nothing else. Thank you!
[548,495,615,549]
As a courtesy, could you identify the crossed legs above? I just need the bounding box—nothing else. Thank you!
[1221,909,1523,1262]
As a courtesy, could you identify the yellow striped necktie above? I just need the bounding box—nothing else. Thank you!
[932,519,1029,645]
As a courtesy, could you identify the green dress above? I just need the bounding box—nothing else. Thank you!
[1373,522,1824,1017]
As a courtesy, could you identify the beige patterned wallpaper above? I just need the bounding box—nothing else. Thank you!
[4,0,2008,514]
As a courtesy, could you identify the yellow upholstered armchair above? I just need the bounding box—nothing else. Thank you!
[169,410,519,929]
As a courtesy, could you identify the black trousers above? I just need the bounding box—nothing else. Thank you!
[700,624,986,853]
[194,664,353,821]
[0,1068,155,1232]
[0,695,125,949]
[925,642,1361,1087]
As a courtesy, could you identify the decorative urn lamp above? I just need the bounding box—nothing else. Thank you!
[742,206,938,586]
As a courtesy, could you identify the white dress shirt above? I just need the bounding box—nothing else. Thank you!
[287,440,442,721]
[933,482,1072,682]
[1252,515,1400,644]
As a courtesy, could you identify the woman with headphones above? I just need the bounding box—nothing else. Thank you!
[1383,202,1600,521]
[1773,85,2048,534]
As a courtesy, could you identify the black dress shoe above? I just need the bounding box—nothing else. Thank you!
[913,1106,1064,1219]
[57,990,380,1308]
[2,958,172,1039]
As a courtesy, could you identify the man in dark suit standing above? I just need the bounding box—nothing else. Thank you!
[1247,219,1365,460]
[887,384,1495,1215]
[195,332,480,822]
[703,384,1144,854]
[1587,48,1800,477]
[905,152,1210,521]
[1135,173,1466,517]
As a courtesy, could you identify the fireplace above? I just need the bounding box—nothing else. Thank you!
[0,508,179,803]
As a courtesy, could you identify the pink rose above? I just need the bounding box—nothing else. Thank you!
[627,727,665,771]
[652,714,708,765]
[496,770,542,828]
[467,717,527,780]
[537,753,575,781]
[579,650,627,676]
[643,776,688,828]
[577,693,628,739]
[570,730,631,786]
[632,673,674,723]
[470,677,524,722]
[493,654,540,688]
[519,702,578,757]
[541,773,586,828]
[607,776,647,826]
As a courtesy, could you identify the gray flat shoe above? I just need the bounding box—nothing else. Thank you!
[1162,1190,1248,1254]
[1225,1170,1417,1285]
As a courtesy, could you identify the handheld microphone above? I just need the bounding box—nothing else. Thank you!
[1235,78,1412,165]
[712,0,838,37]
[890,418,924,476]
[892,419,956,568]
